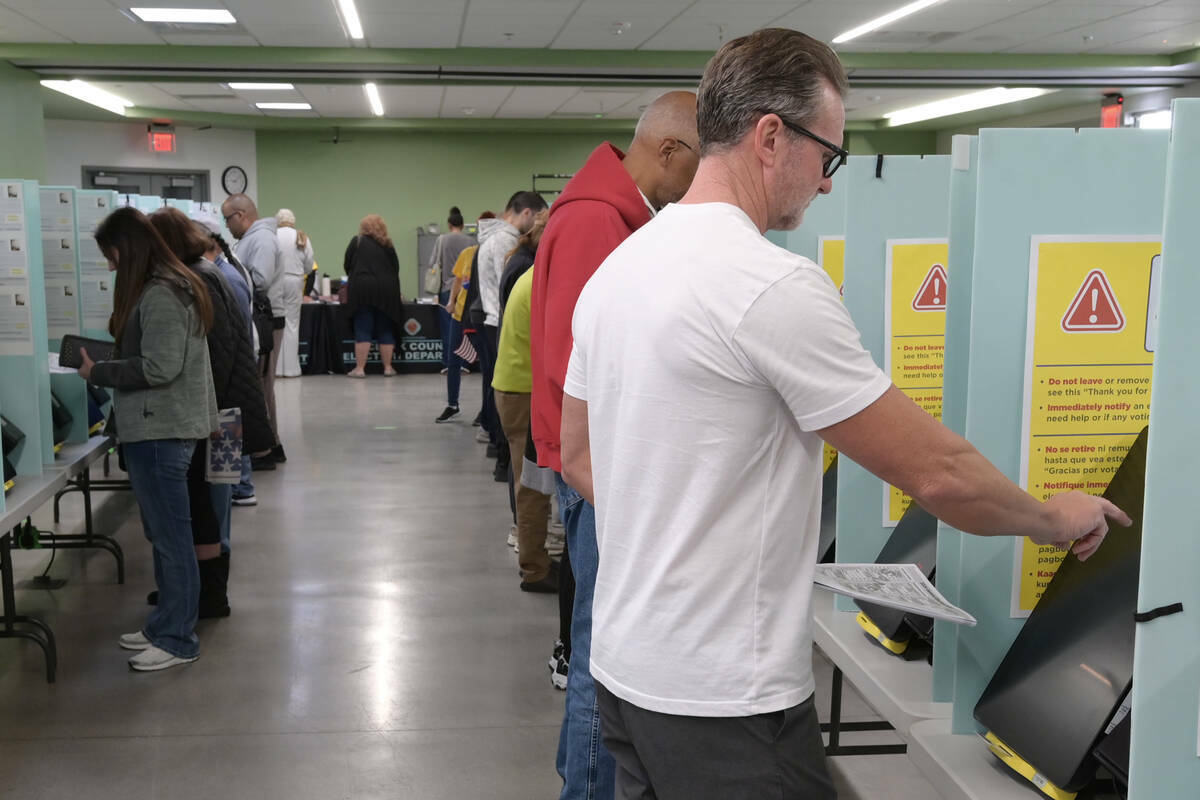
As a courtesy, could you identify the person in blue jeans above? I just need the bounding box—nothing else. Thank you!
[80,206,219,672]
[554,476,614,800]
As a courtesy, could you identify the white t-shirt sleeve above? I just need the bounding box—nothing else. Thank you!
[563,341,588,401]
[733,267,891,431]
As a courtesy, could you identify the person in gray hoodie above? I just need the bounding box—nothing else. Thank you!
[472,191,547,468]
[221,193,286,466]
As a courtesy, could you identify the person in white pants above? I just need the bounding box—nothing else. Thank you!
[275,208,314,378]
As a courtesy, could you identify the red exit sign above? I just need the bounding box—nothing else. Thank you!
[148,130,176,152]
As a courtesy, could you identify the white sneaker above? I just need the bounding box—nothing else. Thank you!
[507,525,517,548]
[475,429,491,444]
[118,630,152,651]
[128,645,198,672]
[545,530,565,557]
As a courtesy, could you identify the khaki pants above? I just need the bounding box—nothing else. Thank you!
[495,390,551,582]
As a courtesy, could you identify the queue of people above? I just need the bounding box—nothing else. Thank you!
[76,192,307,670]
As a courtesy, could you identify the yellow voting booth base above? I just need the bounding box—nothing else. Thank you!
[855,611,909,655]
[984,732,1077,800]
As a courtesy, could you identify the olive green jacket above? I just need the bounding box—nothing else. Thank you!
[90,280,218,443]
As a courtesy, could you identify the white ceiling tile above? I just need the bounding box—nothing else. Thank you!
[554,89,642,116]
[1003,16,1179,51]
[460,13,569,47]
[240,23,352,47]
[494,85,581,118]
[222,0,339,26]
[158,33,262,46]
[86,80,194,110]
[375,84,446,117]
[294,84,371,116]
[15,10,166,44]
[180,97,262,114]
[637,2,808,51]
[0,5,72,42]
[360,13,463,48]
[153,82,235,96]
[441,84,517,118]
[552,12,687,49]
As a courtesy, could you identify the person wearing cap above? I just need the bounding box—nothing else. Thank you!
[275,208,314,378]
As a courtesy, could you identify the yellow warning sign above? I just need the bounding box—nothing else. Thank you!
[1013,236,1160,616]
[818,236,845,298]
[884,239,949,525]
[819,236,846,473]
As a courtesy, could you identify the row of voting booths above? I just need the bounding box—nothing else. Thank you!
[783,99,1199,799]
[0,182,118,513]
[0,187,227,516]
[0,185,230,682]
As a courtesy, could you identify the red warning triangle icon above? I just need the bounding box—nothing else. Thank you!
[911,264,949,311]
[1061,269,1125,332]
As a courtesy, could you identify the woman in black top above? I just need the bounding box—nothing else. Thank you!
[149,207,273,618]
[344,214,403,378]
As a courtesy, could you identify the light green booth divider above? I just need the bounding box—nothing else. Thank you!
[76,189,117,340]
[782,191,847,263]
[166,198,192,214]
[836,154,950,612]
[0,179,52,479]
[1128,98,1200,798]
[951,127,1168,733]
[40,186,88,446]
[932,135,980,704]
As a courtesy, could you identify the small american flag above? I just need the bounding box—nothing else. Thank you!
[454,336,478,364]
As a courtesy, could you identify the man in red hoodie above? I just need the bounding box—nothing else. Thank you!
[530,90,699,799]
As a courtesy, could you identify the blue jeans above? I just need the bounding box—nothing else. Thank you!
[123,439,200,659]
[233,454,254,500]
[439,291,466,407]
[555,473,615,800]
[210,482,233,554]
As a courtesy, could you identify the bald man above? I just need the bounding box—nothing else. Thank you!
[221,192,286,467]
[530,89,698,800]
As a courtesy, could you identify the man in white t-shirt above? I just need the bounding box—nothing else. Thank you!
[561,28,1130,798]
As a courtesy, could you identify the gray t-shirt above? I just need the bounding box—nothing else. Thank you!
[430,231,475,293]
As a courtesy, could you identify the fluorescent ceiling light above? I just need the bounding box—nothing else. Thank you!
[364,83,384,116]
[228,82,295,91]
[40,79,133,116]
[130,7,237,24]
[256,102,312,110]
[833,0,944,45]
[335,0,364,39]
[884,87,1051,126]
[1136,109,1172,129]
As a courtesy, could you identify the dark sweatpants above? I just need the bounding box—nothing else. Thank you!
[596,683,836,800]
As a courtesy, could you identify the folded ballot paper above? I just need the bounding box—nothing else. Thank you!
[813,563,977,626]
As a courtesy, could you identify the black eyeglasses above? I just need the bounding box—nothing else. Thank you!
[765,113,848,179]
[223,210,241,224]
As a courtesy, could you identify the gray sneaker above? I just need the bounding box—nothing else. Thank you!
[118,630,152,651]
[129,645,198,672]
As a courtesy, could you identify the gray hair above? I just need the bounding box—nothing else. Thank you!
[697,28,848,155]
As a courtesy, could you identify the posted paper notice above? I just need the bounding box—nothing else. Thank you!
[1014,236,1160,616]
[883,239,949,526]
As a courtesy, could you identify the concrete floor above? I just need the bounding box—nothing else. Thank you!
[0,373,944,799]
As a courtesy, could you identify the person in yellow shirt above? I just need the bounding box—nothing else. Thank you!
[436,242,479,423]
[495,258,557,593]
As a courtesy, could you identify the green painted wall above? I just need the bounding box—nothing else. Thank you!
[846,129,939,156]
[0,63,46,181]
[256,129,625,297]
